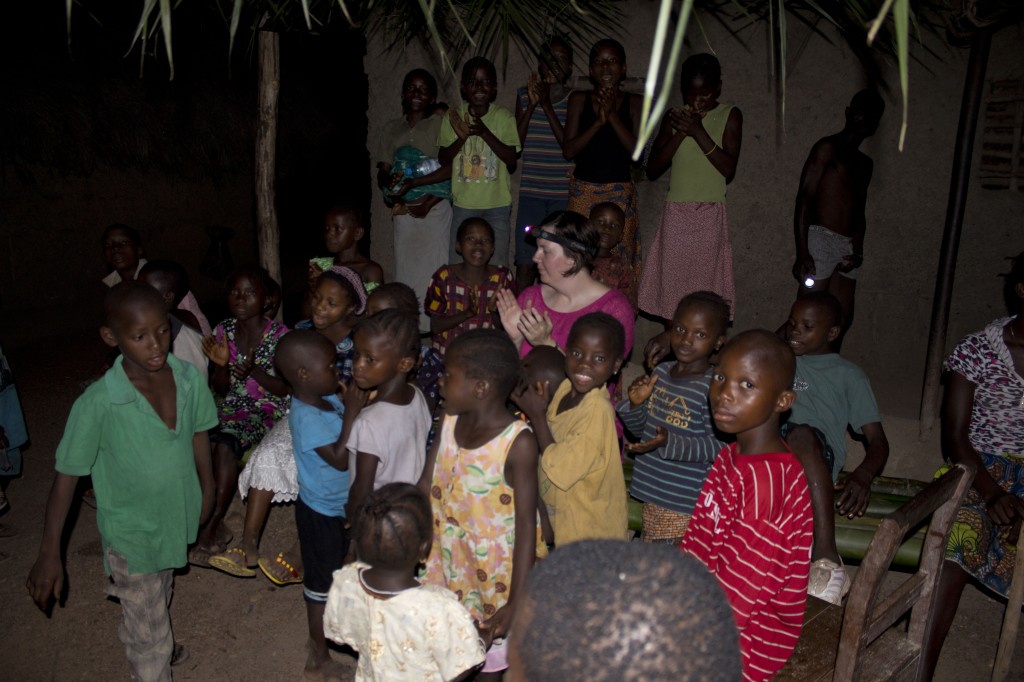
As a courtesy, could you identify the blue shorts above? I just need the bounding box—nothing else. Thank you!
[295,496,349,603]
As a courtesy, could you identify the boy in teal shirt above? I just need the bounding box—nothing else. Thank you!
[27,281,217,682]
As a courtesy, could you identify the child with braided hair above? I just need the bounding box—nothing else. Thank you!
[324,483,486,681]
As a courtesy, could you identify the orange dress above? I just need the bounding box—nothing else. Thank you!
[423,415,546,620]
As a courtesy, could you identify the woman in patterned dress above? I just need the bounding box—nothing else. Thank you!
[923,251,1024,678]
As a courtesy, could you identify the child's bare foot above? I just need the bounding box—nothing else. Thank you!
[303,649,347,682]
[188,526,233,567]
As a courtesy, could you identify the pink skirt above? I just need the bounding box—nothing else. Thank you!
[637,201,735,320]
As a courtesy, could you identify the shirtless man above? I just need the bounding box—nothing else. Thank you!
[792,90,885,349]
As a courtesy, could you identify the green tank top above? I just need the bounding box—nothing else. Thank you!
[666,103,734,204]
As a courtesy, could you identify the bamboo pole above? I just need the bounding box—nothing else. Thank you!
[918,31,991,436]
[255,29,282,321]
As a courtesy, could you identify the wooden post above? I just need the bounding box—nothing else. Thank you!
[918,31,991,436]
[992,523,1024,681]
[255,29,282,320]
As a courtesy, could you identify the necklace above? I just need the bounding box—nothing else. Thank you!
[357,569,417,599]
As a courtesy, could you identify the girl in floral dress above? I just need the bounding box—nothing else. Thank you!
[419,330,544,680]
[192,266,289,563]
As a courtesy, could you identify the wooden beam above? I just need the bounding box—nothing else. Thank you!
[255,29,282,321]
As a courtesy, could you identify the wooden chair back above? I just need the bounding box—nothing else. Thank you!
[833,461,974,682]
[777,461,975,682]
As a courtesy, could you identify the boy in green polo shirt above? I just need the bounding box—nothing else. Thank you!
[27,281,217,682]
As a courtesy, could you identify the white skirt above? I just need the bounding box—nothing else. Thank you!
[238,418,298,504]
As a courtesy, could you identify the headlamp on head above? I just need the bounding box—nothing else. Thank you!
[522,225,598,258]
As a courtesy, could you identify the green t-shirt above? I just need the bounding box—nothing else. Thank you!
[437,102,521,209]
[56,355,218,574]
[788,353,881,481]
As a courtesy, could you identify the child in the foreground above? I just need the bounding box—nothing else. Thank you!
[274,330,353,681]
[27,282,217,679]
[507,540,742,681]
[425,217,514,356]
[781,291,889,604]
[420,330,543,679]
[345,309,432,520]
[681,330,813,682]
[617,291,728,544]
[516,313,628,546]
[325,483,486,681]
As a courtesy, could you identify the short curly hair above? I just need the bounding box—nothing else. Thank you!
[510,540,741,681]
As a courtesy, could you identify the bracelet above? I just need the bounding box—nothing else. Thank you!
[703,144,717,157]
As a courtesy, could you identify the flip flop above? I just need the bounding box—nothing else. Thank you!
[209,547,257,578]
[258,552,303,586]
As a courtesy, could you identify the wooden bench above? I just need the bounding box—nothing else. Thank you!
[623,463,932,569]
[775,461,975,682]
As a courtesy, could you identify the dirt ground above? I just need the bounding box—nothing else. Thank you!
[2,334,1023,681]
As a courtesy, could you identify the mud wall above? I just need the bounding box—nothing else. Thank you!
[364,8,1024,422]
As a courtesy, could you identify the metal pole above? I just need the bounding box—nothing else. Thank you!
[919,31,992,435]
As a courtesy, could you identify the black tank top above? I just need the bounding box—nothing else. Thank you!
[573,91,634,183]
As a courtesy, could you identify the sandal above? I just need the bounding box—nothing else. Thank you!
[258,552,303,586]
[209,547,257,578]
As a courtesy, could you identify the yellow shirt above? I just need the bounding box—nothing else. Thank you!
[540,379,628,545]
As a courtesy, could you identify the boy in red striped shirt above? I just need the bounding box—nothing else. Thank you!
[681,330,813,681]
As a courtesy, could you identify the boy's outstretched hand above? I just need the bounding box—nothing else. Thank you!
[625,426,667,455]
[835,467,873,518]
[26,554,63,612]
[627,373,659,408]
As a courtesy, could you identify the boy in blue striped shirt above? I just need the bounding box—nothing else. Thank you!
[617,292,729,543]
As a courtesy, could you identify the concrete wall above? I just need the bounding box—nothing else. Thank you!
[364,6,1024,423]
